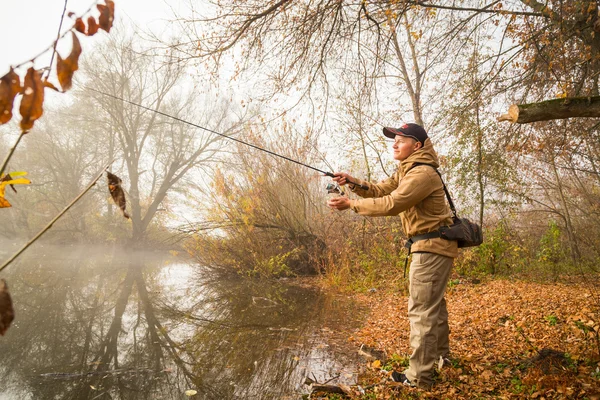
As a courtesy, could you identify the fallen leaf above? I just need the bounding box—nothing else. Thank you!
[184,389,197,396]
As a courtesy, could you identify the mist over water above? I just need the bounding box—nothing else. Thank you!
[0,244,365,399]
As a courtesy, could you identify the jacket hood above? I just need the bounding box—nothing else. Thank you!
[400,138,439,175]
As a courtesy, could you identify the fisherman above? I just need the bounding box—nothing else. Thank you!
[327,123,457,388]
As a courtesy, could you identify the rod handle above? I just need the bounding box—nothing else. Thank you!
[324,172,369,191]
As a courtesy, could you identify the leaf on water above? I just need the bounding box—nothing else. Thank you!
[0,69,22,125]
[184,390,197,396]
[87,16,99,36]
[75,17,86,34]
[19,68,44,132]
[56,32,82,91]
[97,0,115,32]
[107,171,130,219]
[0,279,15,336]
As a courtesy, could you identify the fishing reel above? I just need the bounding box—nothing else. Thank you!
[325,182,346,197]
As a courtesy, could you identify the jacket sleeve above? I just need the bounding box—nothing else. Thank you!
[349,173,399,198]
[349,167,436,217]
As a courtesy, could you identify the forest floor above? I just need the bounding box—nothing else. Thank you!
[313,276,600,399]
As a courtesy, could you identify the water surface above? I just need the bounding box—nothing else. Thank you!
[0,244,365,399]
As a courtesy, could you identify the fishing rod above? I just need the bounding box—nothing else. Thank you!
[88,88,369,191]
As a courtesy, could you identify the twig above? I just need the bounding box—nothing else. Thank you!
[0,159,114,273]
[44,0,70,81]
[0,132,26,178]
[10,0,100,71]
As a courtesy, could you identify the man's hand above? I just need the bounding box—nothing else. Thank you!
[327,196,351,211]
[332,172,355,186]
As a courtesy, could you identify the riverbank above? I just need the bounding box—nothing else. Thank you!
[312,276,600,399]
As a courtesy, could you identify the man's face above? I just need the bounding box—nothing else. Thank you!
[392,135,421,161]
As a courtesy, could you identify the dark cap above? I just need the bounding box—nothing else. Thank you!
[383,123,428,145]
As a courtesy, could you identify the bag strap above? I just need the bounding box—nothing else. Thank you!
[411,162,458,219]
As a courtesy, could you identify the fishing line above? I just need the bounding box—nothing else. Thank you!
[87,88,368,190]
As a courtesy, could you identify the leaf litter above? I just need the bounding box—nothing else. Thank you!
[325,278,600,399]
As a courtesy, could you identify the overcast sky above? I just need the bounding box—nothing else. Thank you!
[0,0,183,76]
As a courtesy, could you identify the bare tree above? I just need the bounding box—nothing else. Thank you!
[80,31,246,243]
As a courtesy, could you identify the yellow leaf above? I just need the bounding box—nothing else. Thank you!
[184,389,197,396]
[371,359,381,369]
[0,175,31,208]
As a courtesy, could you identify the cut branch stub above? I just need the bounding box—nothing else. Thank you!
[19,68,45,133]
[57,32,82,91]
[0,69,22,125]
[498,96,600,123]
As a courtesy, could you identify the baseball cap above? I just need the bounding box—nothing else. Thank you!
[383,123,428,145]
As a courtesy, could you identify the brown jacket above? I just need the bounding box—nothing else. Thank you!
[349,138,458,258]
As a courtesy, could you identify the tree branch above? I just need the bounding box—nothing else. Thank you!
[0,160,114,273]
[497,96,600,123]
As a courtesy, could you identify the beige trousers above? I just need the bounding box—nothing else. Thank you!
[403,252,454,388]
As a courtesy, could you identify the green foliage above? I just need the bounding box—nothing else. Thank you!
[249,248,299,278]
[545,315,558,326]
[382,353,409,371]
[447,278,461,289]
[537,220,564,266]
[510,376,524,394]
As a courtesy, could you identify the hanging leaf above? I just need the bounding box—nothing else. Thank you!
[0,173,31,208]
[0,279,14,336]
[1,171,28,194]
[87,16,99,36]
[0,69,22,125]
[107,171,129,219]
[75,17,86,34]
[97,0,115,32]
[19,68,44,132]
[56,32,82,91]
[43,80,60,92]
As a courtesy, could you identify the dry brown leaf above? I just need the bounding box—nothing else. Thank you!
[0,69,22,125]
[107,171,130,219]
[19,68,44,132]
[87,16,99,36]
[56,32,82,91]
[75,17,86,34]
[43,80,60,92]
[0,279,14,336]
[97,0,115,32]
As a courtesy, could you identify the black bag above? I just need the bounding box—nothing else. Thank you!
[410,164,484,248]
[439,217,483,248]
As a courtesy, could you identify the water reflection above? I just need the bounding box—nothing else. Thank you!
[0,245,364,399]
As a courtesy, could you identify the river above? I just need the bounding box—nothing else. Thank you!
[0,244,366,399]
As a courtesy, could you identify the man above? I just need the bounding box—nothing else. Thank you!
[327,123,457,388]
